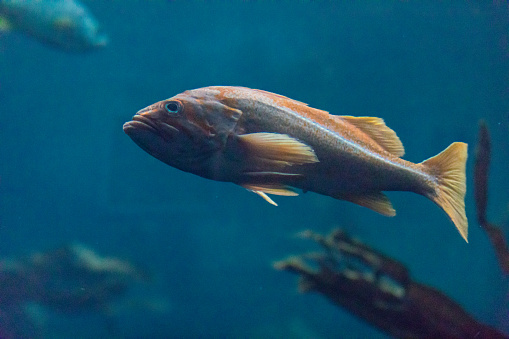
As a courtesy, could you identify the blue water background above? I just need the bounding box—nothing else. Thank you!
[1,1,508,338]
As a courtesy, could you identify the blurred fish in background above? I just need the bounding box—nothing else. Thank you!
[0,0,107,52]
[0,244,151,337]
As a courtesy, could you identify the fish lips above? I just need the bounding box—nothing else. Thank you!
[123,110,180,142]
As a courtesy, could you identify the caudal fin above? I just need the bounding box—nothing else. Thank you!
[421,142,468,242]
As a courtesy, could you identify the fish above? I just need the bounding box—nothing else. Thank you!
[123,86,468,242]
[0,0,107,52]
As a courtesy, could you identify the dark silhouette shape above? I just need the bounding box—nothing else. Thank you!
[474,121,509,273]
[275,228,507,338]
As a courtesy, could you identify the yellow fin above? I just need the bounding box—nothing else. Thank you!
[242,183,299,196]
[252,191,278,206]
[238,133,319,166]
[340,192,396,217]
[241,183,299,206]
[340,116,405,157]
[421,142,468,242]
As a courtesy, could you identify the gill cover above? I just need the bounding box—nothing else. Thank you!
[175,91,243,143]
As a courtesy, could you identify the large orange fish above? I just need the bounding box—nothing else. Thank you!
[123,86,468,242]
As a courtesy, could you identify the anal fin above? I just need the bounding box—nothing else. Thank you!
[339,192,396,217]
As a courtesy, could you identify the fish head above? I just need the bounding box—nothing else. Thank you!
[123,89,242,177]
[49,2,108,52]
[73,12,108,50]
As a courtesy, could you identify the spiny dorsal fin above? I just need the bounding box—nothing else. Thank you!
[340,116,405,157]
[339,192,396,217]
[241,183,299,206]
[237,133,319,166]
[250,88,309,107]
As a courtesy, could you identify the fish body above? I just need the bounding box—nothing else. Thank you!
[123,86,468,241]
[0,0,107,52]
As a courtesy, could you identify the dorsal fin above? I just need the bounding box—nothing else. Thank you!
[250,88,309,107]
[339,116,405,157]
[233,87,404,157]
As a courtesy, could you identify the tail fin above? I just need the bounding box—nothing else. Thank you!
[421,142,468,242]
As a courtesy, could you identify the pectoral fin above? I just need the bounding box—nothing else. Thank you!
[237,133,318,166]
[241,183,299,206]
[252,191,278,206]
[339,192,396,216]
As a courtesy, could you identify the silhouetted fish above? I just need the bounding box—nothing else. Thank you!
[0,0,107,52]
[123,86,468,241]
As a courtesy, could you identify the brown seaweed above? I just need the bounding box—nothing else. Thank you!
[274,229,507,338]
[474,120,509,273]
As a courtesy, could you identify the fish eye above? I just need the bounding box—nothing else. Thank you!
[165,101,181,114]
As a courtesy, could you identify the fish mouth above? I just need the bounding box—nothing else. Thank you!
[123,110,180,139]
[94,33,109,48]
[123,114,158,134]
